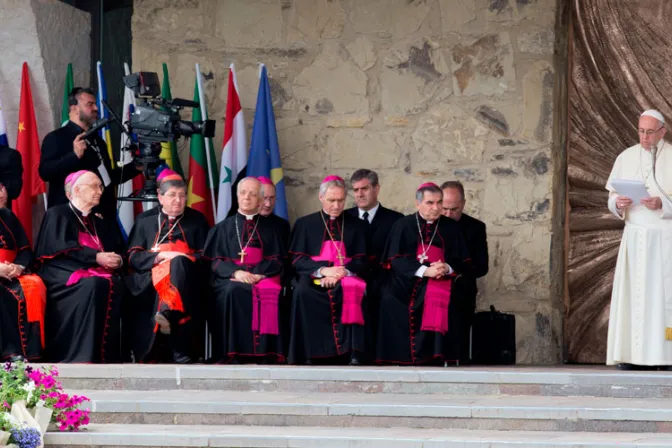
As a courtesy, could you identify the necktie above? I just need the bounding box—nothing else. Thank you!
[362,211,369,224]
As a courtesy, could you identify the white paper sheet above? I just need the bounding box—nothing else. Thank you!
[610,179,651,204]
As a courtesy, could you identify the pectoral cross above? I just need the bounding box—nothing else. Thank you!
[239,249,247,263]
[418,253,428,263]
[337,253,346,265]
[151,245,160,252]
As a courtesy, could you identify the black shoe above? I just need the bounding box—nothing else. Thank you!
[305,359,313,365]
[617,363,656,371]
[173,351,193,364]
[349,353,361,366]
[658,366,672,371]
[8,355,25,363]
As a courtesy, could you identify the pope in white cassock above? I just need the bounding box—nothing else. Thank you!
[606,109,672,371]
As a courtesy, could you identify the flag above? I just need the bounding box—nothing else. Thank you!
[247,64,288,220]
[160,63,184,176]
[118,62,138,239]
[61,63,74,126]
[13,63,46,244]
[96,61,115,169]
[187,65,218,225]
[216,64,247,223]
[0,95,7,147]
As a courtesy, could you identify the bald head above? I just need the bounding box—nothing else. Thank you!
[237,177,262,215]
[71,171,103,209]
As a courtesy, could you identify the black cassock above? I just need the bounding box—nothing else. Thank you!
[0,208,46,361]
[125,207,210,363]
[288,211,369,365]
[262,213,290,248]
[376,214,470,365]
[204,213,286,363]
[35,204,125,363]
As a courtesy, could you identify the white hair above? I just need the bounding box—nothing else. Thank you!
[237,177,262,196]
[319,179,346,197]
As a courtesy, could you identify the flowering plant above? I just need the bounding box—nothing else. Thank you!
[0,362,90,434]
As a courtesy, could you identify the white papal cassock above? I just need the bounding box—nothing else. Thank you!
[606,140,672,366]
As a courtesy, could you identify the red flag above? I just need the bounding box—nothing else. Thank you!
[12,63,45,244]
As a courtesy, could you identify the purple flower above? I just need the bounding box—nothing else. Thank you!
[24,365,33,374]
[9,427,41,448]
[3,361,13,372]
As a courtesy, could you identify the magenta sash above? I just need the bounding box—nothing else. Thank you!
[417,244,452,334]
[66,233,112,286]
[312,241,366,325]
[234,246,281,335]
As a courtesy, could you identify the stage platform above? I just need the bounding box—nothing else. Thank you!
[41,364,672,447]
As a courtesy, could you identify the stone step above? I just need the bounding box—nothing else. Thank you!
[43,424,672,447]
[78,389,672,432]
[49,364,672,398]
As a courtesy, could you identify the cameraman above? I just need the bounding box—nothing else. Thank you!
[39,87,140,218]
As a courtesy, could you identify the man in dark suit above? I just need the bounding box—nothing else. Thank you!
[0,144,23,209]
[346,169,403,354]
[39,87,140,219]
[441,180,488,364]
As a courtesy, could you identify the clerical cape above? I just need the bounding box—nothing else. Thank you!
[606,141,672,366]
[376,214,470,365]
[203,213,287,363]
[35,204,125,363]
[125,207,210,362]
[288,211,369,364]
[0,208,46,361]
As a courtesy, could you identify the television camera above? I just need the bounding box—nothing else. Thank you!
[110,71,215,202]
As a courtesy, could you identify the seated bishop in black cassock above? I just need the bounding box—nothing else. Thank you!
[376,182,470,366]
[0,207,46,362]
[204,177,287,364]
[35,170,125,363]
[288,175,369,366]
[125,169,210,364]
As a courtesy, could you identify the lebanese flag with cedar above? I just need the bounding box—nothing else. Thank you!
[12,63,45,244]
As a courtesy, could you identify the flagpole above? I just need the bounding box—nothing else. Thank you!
[195,63,217,221]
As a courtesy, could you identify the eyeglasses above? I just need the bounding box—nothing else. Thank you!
[638,127,664,136]
[81,184,104,192]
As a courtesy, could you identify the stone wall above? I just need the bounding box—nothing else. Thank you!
[0,0,89,142]
[132,0,565,364]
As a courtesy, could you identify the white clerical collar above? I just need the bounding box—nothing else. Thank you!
[358,202,380,223]
[238,211,258,220]
[643,140,665,152]
[70,202,90,217]
[161,209,181,220]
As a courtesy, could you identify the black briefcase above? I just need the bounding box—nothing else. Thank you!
[471,305,516,365]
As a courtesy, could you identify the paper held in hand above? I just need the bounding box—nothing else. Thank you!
[610,179,651,204]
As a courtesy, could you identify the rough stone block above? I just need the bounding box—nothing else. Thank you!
[437,0,477,32]
[349,0,431,37]
[411,103,490,171]
[381,39,452,115]
[293,42,369,116]
[214,0,283,48]
[452,33,516,96]
[518,29,555,55]
[346,36,377,72]
[328,130,406,170]
[287,0,346,43]
[523,61,555,143]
